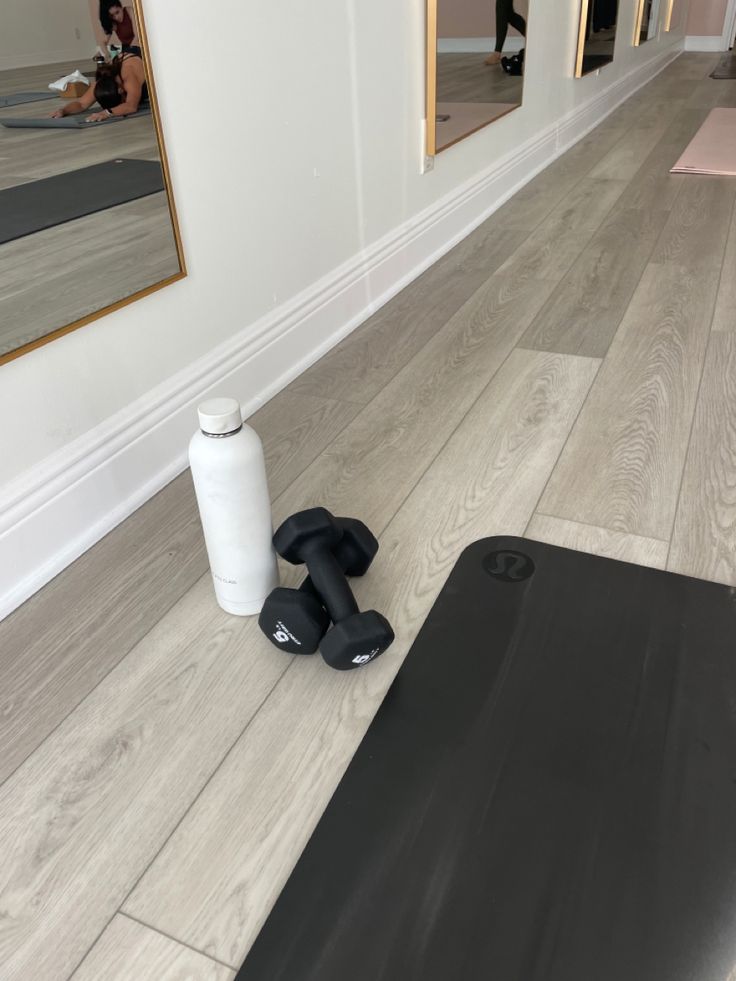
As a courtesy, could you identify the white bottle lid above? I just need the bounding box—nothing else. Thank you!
[197,397,243,436]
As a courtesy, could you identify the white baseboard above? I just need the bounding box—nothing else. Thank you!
[684,35,727,51]
[0,44,682,622]
[438,37,525,54]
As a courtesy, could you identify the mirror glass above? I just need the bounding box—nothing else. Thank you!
[428,0,529,155]
[636,0,662,44]
[0,0,184,365]
[576,0,620,77]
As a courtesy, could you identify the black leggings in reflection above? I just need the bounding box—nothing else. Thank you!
[495,0,526,52]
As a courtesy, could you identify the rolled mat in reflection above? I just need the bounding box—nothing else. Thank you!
[0,158,165,245]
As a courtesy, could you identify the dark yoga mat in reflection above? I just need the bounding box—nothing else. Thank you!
[711,53,736,79]
[0,91,56,107]
[237,536,736,981]
[582,53,613,73]
[0,158,165,245]
[1,106,151,129]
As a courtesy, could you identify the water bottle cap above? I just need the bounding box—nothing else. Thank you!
[197,397,243,435]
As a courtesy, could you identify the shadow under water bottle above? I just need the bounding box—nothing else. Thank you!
[189,397,279,615]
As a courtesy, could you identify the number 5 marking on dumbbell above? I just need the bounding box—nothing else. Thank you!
[273,621,301,646]
[352,649,380,665]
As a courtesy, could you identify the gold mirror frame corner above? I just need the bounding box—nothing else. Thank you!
[663,0,676,32]
[426,0,438,156]
[633,0,648,45]
[574,0,590,78]
[0,0,187,369]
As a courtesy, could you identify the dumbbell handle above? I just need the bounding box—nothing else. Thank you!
[302,542,359,624]
[297,521,373,601]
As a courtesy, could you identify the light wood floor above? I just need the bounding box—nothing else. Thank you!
[2,53,735,981]
[0,60,180,357]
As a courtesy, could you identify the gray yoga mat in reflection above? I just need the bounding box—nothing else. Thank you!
[0,91,56,107]
[1,105,151,129]
[0,158,165,245]
[711,54,736,79]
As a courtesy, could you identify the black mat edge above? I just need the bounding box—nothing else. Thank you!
[0,157,165,245]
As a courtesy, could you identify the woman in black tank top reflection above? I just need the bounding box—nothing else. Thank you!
[50,53,148,122]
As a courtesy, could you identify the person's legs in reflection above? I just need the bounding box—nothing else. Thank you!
[486,0,527,65]
[593,0,617,32]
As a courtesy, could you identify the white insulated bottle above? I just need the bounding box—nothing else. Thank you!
[189,397,279,615]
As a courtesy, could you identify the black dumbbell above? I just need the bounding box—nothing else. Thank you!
[258,517,378,655]
[501,48,524,76]
[273,507,394,671]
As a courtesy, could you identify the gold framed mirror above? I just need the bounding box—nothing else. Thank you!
[634,0,662,44]
[663,0,678,32]
[427,0,529,156]
[575,0,620,77]
[0,0,185,367]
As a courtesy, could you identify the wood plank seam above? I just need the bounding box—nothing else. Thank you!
[118,913,238,973]
[664,194,736,565]
[529,512,670,550]
[522,358,603,535]
[104,661,294,950]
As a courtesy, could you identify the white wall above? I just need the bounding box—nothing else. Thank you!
[0,0,96,70]
[685,0,735,49]
[0,0,688,616]
[687,0,729,34]
[438,0,529,37]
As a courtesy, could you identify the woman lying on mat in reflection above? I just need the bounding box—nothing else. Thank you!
[50,53,148,122]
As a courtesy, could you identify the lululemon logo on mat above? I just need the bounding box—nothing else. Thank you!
[483,550,535,583]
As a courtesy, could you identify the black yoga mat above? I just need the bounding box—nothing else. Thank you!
[582,53,613,73]
[711,53,736,79]
[1,106,151,129]
[0,158,164,245]
[237,537,736,981]
[0,91,56,108]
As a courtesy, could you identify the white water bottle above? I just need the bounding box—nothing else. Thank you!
[189,397,279,615]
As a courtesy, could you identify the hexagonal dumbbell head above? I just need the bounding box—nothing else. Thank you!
[320,610,395,671]
[333,517,378,575]
[273,507,340,565]
[258,587,330,655]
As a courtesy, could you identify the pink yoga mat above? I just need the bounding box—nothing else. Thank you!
[671,108,736,176]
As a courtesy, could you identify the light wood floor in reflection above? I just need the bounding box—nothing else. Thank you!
[2,53,736,981]
[0,61,180,356]
[437,51,524,104]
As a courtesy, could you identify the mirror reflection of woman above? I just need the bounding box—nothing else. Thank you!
[50,52,148,122]
[485,0,527,66]
[99,1,141,56]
